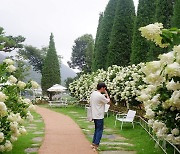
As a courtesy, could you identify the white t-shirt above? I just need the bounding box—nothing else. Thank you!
[90,91,110,119]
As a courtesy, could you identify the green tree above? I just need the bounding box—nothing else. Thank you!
[92,12,104,72]
[172,0,180,28]
[68,34,94,73]
[93,0,117,70]
[147,0,174,61]
[106,0,135,67]
[41,33,61,93]
[18,46,47,73]
[130,0,156,64]
[0,27,25,52]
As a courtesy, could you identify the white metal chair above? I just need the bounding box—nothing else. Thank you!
[115,110,136,130]
[105,104,110,117]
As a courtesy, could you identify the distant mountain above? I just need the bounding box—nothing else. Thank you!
[0,53,77,86]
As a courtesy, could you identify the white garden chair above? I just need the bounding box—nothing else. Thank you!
[115,110,136,130]
[105,104,110,117]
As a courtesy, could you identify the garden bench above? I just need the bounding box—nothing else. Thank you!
[48,100,68,107]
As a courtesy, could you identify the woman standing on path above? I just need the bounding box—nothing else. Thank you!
[90,82,111,151]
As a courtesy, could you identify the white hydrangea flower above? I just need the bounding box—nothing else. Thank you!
[13,130,20,137]
[7,113,23,123]
[4,140,12,151]
[162,100,171,109]
[159,51,175,65]
[7,65,16,72]
[0,102,7,117]
[152,120,165,132]
[145,108,155,119]
[171,128,179,136]
[31,81,39,89]
[3,59,14,65]
[170,91,180,108]
[19,126,27,135]
[26,111,33,121]
[145,71,164,86]
[10,122,18,132]
[139,23,168,48]
[0,132,4,143]
[10,135,17,142]
[8,75,17,84]
[166,79,180,91]
[17,81,26,89]
[174,136,180,144]
[139,23,163,40]
[166,134,174,141]
[0,92,8,102]
[142,61,161,76]
[138,93,151,102]
[23,98,31,105]
[148,119,154,127]
[165,62,180,78]
[0,145,5,152]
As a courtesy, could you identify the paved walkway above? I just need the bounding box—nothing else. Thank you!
[35,106,97,154]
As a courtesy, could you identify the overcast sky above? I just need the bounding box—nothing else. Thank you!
[1,0,138,65]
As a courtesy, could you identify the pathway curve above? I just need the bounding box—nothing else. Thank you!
[35,106,97,154]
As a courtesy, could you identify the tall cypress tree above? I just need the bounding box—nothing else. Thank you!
[92,12,103,72]
[93,0,117,71]
[172,0,180,28]
[147,0,174,61]
[130,0,156,64]
[106,0,135,67]
[41,33,61,94]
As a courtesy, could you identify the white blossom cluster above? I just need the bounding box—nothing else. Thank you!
[110,64,145,105]
[69,64,145,107]
[138,43,180,144]
[139,23,169,48]
[69,69,107,102]
[0,59,37,152]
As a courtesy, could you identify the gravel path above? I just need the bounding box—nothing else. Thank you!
[35,106,97,154]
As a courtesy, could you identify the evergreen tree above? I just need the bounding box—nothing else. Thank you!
[106,0,135,67]
[172,0,180,28]
[93,0,117,71]
[148,0,174,61]
[92,12,103,72]
[41,33,61,94]
[130,0,156,64]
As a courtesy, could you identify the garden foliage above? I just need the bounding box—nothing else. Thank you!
[0,59,38,152]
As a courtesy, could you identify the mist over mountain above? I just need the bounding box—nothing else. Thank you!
[0,53,77,86]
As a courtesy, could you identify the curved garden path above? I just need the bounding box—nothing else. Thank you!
[35,106,97,154]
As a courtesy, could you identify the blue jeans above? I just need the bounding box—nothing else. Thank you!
[92,119,104,145]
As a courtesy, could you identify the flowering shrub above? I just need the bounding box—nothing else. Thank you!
[0,59,39,152]
[138,23,180,145]
[110,64,145,106]
[69,64,145,107]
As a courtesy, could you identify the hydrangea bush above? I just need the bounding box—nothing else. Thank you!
[0,59,39,152]
[138,23,180,145]
[69,64,145,107]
